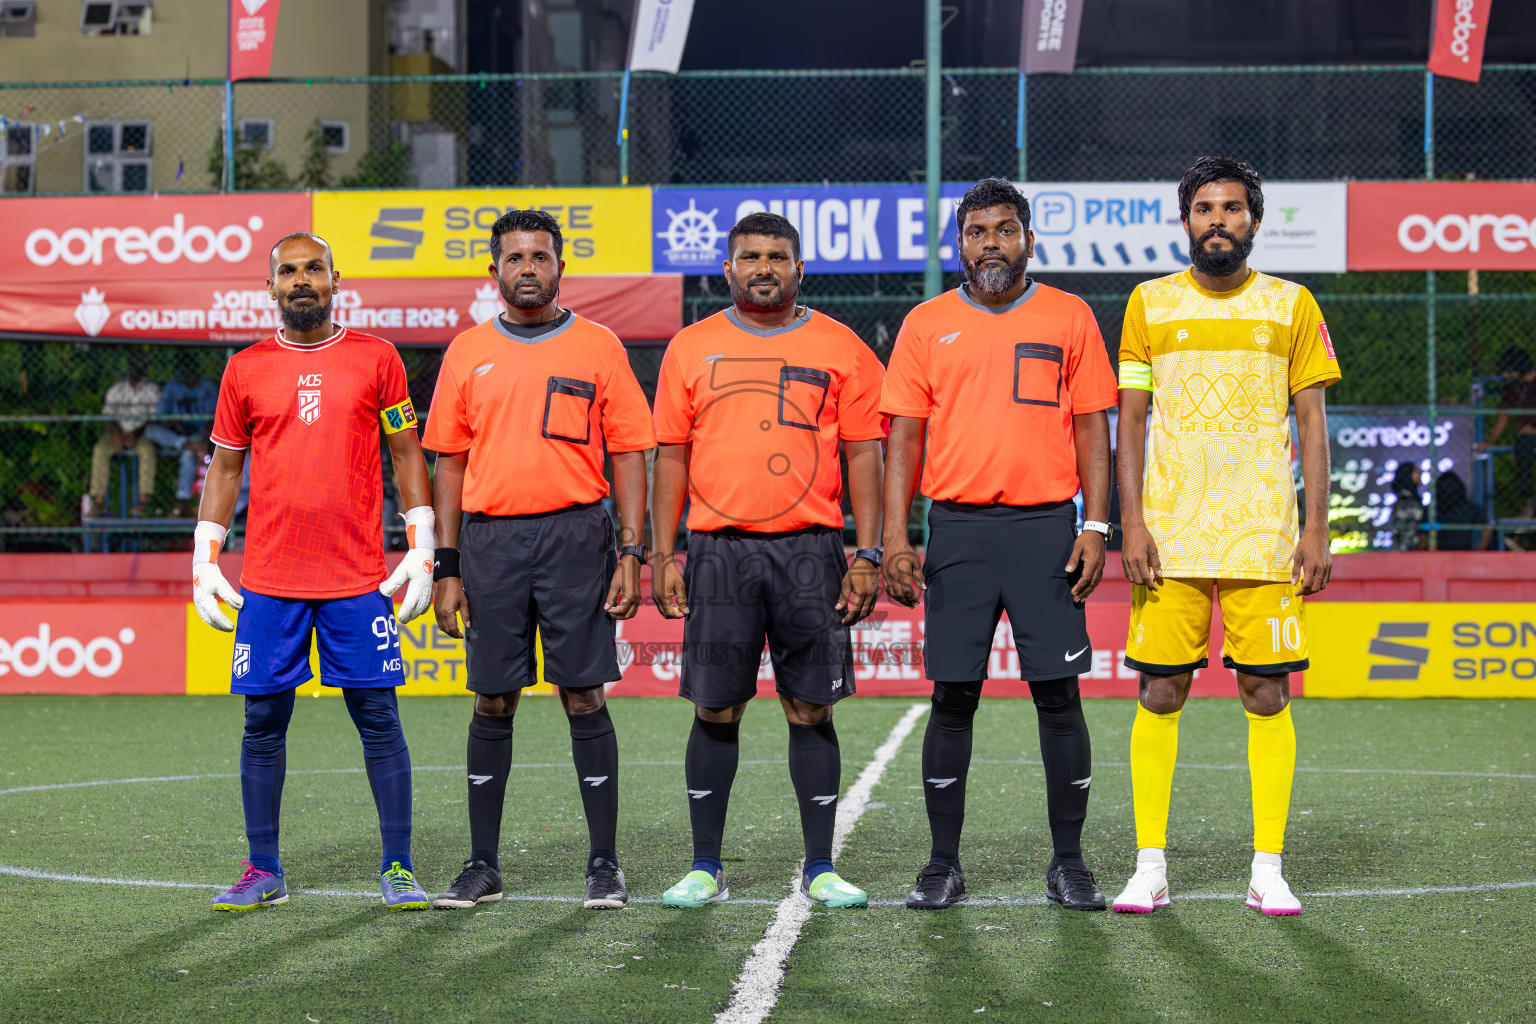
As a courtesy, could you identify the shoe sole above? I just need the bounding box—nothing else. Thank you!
[432,892,504,909]
[905,896,964,910]
[1246,897,1301,916]
[384,899,429,911]
[797,889,868,909]
[212,895,289,912]
[1046,893,1107,911]
[662,886,729,909]
[583,897,628,909]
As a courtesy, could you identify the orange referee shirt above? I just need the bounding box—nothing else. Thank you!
[423,312,655,516]
[880,281,1118,506]
[654,307,886,533]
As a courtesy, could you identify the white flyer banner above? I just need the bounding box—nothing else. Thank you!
[1020,181,1347,274]
[628,0,696,73]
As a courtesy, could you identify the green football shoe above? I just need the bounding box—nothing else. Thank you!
[662,869,728,908]
[800,870,868,908]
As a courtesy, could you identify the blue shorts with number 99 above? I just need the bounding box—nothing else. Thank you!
[229,589,405,696]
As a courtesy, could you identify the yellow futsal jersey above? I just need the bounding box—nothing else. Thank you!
[1118,268,1341,582]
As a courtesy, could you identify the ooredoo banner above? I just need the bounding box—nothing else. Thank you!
[0,193,312,284]
[0,275,681,344]
[0,602,185,695]
[1348,181,1536,270]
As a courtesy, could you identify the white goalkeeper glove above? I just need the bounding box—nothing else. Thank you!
[380,505,436,623]
[192,521,243,632]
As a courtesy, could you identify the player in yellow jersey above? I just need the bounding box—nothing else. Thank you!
[1112,157,1340,917]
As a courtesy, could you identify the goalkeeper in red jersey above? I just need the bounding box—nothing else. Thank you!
[193,232,437,912]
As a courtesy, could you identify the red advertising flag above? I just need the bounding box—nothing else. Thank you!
[1348,181,1536,271]
[1427,0,1492,83]
[229,0,282,81]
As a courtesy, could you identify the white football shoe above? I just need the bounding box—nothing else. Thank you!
[1112,849,1170,914]
[1247,855,1302,916]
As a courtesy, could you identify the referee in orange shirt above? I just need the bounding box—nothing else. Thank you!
[422,210,655,910]
[650,212,886,909]
[882,179,1118,911]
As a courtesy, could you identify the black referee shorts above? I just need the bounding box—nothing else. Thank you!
[680,526,855,709]
[922,499,1091,683]
[460,501,620,693]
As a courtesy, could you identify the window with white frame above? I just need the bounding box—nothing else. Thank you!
[239,118,274,149]
[80,0,151,36]
[1,122,36,194]
[0,0,37,38]
[84,121,152,193]
[319,121,349,154]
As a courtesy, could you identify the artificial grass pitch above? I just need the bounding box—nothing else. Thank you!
[1,695,1532,1024]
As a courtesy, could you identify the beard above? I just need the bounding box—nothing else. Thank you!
[500,274,560,310]
[961,250,1027,296]
[730,271,800,312]
[1188,225,1256,279]
[279,291,332,334]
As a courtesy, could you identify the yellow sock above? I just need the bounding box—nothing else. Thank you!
[1247,704,1297,854]
[1129,705,1181,850]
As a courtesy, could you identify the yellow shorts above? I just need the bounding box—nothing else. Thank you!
[1124,578,1309,677]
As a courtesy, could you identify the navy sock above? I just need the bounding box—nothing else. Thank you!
[568,702,620,868]
[804,857,835,883]
[343,687,414,875]
[691,856,724,875]
[240,689,295,876]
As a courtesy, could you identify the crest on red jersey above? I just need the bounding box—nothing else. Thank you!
[297,389,322,425]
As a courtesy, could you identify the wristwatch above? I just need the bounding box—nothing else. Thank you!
[1081,521,1112,540]
[619,544,650,565]
[853,547,883,567]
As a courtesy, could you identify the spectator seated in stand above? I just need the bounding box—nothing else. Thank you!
[1433,471,1489,551]
[142,361,219,518]
[1389,462,1425,551]
[87,350,161,519]
[1476,346,1536,521]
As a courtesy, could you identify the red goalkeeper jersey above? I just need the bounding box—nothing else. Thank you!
[210,327,417,599]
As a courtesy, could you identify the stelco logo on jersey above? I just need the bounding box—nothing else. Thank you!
[312,188,654,278]
[296,373,322,425]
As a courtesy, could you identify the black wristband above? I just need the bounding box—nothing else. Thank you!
[433,548,461,580]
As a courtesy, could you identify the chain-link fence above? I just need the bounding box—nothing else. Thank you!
[3,63,1536,550]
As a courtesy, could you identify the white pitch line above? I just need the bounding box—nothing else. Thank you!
[2,863,1531,907]
[0,761,796,797]
[715,701,929,1024]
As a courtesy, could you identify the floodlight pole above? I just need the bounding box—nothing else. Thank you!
[1424,70,1439,549]
[224,0,235,192]
[923,0,943,299]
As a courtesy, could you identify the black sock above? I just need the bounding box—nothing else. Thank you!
[1031,676,1091,867]
[685,716,739,871]
[787,720,841,871]
[924,681,982,867]
[568,705,619,868]
[466,713,513,870]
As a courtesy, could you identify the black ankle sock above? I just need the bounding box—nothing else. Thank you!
[924,681,982,865]
[568,705,619,867]
[466,713,513,870]
[685,716,739,864]
[787,720,840,865]
[1031,676,1092,863]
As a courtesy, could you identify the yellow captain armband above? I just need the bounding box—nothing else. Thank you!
[1118,360,1154,393]
[380,398,419,434]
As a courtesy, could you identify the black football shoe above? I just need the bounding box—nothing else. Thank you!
[906,862,966,909]
[432,859,503,909]
[583,857,628,909]
[1045,862,1107,911]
